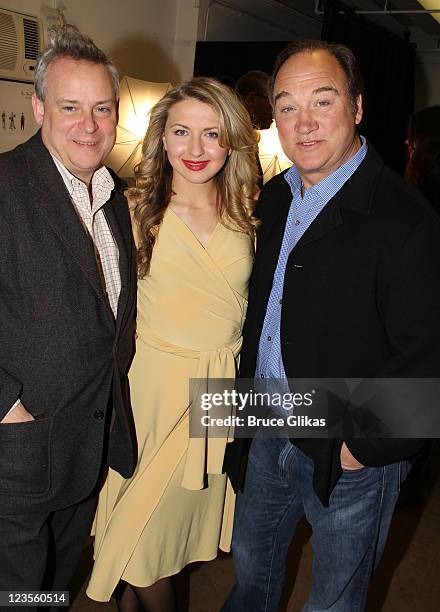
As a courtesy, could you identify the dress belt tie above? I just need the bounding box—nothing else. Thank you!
[138,329,242,490]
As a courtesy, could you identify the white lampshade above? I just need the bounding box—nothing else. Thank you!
[258,121,291,183]
[105,76,172,179]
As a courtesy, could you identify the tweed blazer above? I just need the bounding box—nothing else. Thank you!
[0,132,137,514]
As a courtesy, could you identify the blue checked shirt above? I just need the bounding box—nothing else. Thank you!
[255,137,367,385]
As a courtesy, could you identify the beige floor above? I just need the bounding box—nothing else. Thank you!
[71,449,440,612]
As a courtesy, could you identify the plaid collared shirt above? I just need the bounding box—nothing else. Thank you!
[52,155,121,317]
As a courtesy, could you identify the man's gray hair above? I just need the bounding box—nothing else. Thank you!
[34,29,119,101]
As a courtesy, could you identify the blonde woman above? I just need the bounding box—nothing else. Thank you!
[87,77,259,611]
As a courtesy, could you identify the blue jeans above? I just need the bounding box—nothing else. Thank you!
[223,437,409,612]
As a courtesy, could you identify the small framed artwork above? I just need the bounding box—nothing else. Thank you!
[0,79,39,154]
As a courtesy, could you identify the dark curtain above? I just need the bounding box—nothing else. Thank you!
[194,41,289,86]
[322,0,415,174]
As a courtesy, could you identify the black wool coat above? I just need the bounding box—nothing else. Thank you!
[0,131,137,514]
[229,143,440,506]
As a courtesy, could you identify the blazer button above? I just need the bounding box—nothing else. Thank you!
[93,409,105,420]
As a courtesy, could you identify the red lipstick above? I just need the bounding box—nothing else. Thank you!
[182,159,210,171]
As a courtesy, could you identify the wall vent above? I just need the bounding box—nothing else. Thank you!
[0,9,42,82]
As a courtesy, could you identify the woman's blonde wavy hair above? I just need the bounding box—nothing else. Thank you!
[127,76,260,278]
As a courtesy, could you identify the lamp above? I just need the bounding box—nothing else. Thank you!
[105,76,172,179]
[257,121,291,183]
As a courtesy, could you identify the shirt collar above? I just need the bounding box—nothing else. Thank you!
[51,154,114,198]
[284,135,367,204]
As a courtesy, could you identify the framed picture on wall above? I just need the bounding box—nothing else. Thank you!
[0,79,39,154]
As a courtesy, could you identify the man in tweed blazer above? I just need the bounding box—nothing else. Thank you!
[0,32,137,598]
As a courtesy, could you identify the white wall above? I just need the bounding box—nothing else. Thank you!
[1,0,187,83]
[173,0,200,81]
[0,0,203,155]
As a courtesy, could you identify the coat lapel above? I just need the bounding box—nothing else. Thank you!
[244,178,292,354]
[288,144,384,252]
[256,176,291,298]
[23,132,116,321]
[295,194,343,251]
[256,177,292,253]
[103,192,131,330]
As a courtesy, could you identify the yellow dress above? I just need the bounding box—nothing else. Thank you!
[86,208,253,601]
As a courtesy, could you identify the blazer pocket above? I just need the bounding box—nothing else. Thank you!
[0,418,51,496]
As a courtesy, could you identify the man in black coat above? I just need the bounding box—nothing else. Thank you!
[0,32,137,601]
[223,40,440,612]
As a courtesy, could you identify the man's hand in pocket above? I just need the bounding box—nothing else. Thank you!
[340,442,364,470]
